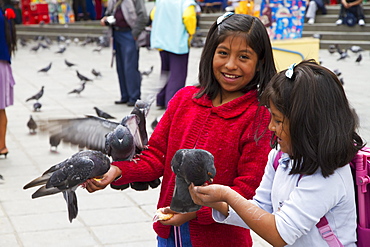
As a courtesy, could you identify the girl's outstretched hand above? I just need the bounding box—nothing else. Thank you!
[189,183,231,216]
[84,165,122,193]
[158,207,197,226]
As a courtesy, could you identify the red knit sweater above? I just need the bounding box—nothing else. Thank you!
[112,86,272,247]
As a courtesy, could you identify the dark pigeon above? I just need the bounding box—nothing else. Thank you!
[65,59,76,67]
[76,70,93,82]
[140,66,153,77]
[33,102,42,112]
[38,62,52,73]
[355,53,362,64]
[91,69,102,77]
[94,107,115,119]
[39,97,159,191]
[23,150,110,222]
[26,86,44,102]
[170,149,216,213]
[27,115,37,134]
[55,46,66,54]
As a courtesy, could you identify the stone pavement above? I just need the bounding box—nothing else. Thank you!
[0,38,369,247]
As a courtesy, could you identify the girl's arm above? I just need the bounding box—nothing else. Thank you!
[189,184,287,247]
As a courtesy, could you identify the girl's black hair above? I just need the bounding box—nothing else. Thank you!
[261,59,364,177]
[196,14,276,100]
[1,0,17,55]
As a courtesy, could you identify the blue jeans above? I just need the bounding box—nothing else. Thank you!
[113,30,141,103]
[157,222,192,247]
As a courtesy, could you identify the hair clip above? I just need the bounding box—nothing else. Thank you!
[217,12,234,25]
[285,63,296,79]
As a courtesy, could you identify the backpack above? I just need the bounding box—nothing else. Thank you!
[273,147,370,247]
[344,11,357,27]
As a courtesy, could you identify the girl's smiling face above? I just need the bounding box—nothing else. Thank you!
[212,35,258,103]
[268,100,292,155]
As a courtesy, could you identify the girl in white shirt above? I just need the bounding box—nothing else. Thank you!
[189,60,364,247]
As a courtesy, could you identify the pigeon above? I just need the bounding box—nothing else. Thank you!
[50,135,61,152]
[349,45,363,53]
[337,49,349,61]
[19,38,28,47]
[27,115,37,134]
[355,53,362,64]
[39,97,158,191]
[76,70,93,82]
[38,62,52,73]
[55,46,66,54]
[68,82,86,95]
[33,102,42,112]
[92,46,102,53]
[140,66,154,77]
[65,59,76,67]
[26,86,44,102]
[333,69,342,77]
[94,107,115,119]
[0,174,3,180]
[170,149,216,213]
[91,69,102,77]
[328,45,336,54]
[30,43,41,52]
[39,42,49,49]
[23,150,111,222]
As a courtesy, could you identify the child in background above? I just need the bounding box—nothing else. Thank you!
[190,60,364,247]
[86,13,276,247]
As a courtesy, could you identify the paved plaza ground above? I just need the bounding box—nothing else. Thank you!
[0,38,369,246]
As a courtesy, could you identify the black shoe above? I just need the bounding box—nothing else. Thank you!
[127,102,135,107]
[115,100,128,104]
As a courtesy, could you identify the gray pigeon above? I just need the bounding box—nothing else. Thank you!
[65,59,76,67]
[23,150,110,222]
[27,115,37,134]
[40,97,159,191]
[170,149,216,213]
[91,69,102,77]
[68,82,86,95]
[26,86,44,102]
[94,107,115,119]
[38,62,52,73]
[33,102,42,112]
[140,66,153,77]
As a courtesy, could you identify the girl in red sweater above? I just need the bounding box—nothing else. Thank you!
[86,12,276,247]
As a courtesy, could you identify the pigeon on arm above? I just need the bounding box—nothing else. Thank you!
[170,149,216,213]
[23,150,110,222]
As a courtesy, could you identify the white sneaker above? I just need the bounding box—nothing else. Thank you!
[308,18,315,24]
[358,19,365,26]
[336,19,343,25]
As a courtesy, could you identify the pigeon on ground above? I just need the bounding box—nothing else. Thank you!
[0,174,3,180]
[333,69,341,77]
[27,115,37,134]
[170,149,216,213]
[94,107,115,119]
[39,42,49,49]
[33,102,42,112]
[30,43,41,52]
[50,135,61,152]
[55,46,66,54]
[38,62,52,73]
[337,49,349,61]
[39,97,159,191]
[23,150,111,222]
[92,46,102,53]
[328,45,336,54]
[68,82,86,95]
[65,59,76,67]
[91,69,102,77]
[76,70,93,82]
[355,53,362,64]
[349,45,363,53]
[26,86,44,102]
[140,66,154,77]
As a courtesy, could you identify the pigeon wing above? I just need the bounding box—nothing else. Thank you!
[120,114,143,151]
[41,115,119,153]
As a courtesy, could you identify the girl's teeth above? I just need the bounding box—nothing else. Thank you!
[224,74,237,78]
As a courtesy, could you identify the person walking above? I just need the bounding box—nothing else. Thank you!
[0,0,17,159]
[101,0,148,106]
[150,0,197,109]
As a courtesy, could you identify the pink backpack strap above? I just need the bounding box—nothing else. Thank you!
[316,217,344,247]
[273,150,343,247]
